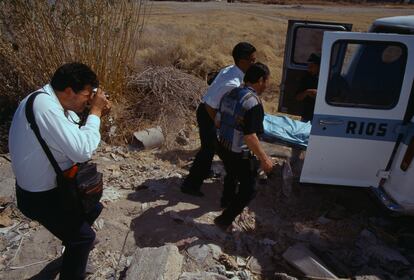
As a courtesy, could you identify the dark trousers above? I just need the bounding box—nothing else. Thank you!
[182,103,217,190]
[217,145,258,225]
[16,185,102,280]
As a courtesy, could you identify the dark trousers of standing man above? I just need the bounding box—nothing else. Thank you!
[215,145,258,226]
[181,103,217,192]
[16,185,102,280]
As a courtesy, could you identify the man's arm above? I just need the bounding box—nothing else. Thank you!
[204,103,217,121]
[36,91,110,163]
[244,133,273,173]
[296,89,317,101]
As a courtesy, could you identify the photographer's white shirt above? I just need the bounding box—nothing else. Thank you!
[9,84,101,192]
[202,65,244,109]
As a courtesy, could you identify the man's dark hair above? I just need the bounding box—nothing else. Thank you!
[232,42,256,64]
[244,62,270,84]
[51,62,98,93]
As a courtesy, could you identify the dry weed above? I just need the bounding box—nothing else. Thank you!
[0,0,148,102]
[114,66,206,148]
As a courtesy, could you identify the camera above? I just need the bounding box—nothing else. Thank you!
[92,88,110,99]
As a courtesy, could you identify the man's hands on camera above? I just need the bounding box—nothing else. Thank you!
[90,88,111,118]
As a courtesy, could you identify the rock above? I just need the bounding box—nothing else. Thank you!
[94,218,105,230]
[260,238,277,246]
[142,180,168,194]
[246,256,263,275]
[354,276,383,280]
[295,226,327,248]
[236,256,247,267]
[237,270,252,280]
[219,254,238,270]
[225,271,236,277]
[133,127,164,150]
[0,206,13,227]
[176,135,189,146]
[109,125,117,137]
[102,187,122,202]
[368,244,410,265]
[187,244,210,264]
[29,221,38,228]
[274,272,298,280]
[317,215,331,225]
[207,243,222,259]
[110,153,122,161]
[126,245,183,280]
[282,243,338,279]
[207,265,226,275]
[179,272,228,280]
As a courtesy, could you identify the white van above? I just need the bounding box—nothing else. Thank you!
[278,16,414,214]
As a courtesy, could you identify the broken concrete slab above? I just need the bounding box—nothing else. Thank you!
[133,126,164,150]
[126,245,183,280]
[0,157,15,199]
[273,273,298,280]
[187,244,210,264]
[282,243,338,279]
[179,272,228,280]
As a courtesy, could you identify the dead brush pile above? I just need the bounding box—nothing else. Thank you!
[115,66,206,148]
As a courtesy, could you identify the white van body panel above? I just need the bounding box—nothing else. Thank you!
[300,32,414,188]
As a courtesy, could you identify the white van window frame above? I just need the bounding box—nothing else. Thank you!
[325,39,408,110]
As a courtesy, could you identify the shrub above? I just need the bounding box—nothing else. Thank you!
[0,0,149,102]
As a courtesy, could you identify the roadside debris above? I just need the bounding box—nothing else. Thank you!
[126,245,183,280]
[133,126,165,150]
[0,140,413,279]
[282,243,338,279]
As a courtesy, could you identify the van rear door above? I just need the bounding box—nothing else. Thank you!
[278,20,352,116]
[300,32,414,187]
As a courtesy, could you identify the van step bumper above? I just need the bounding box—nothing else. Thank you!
[370,186,404,213]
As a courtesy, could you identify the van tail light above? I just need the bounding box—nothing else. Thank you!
[401,137,414,171]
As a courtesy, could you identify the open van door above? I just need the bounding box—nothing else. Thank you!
[300,32,414,187]
[278,20,352,116]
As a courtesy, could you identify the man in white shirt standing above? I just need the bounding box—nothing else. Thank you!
[181,42,256,200]
[9,63,110,280]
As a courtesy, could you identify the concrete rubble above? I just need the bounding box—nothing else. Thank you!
[282,243,338,279]
[126,245,183,280]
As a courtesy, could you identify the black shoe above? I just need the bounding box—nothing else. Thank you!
[214,215,231,231]
[181,186,204,197]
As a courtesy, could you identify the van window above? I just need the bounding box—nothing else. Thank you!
[326,40,407,109]
[292,27,324,65]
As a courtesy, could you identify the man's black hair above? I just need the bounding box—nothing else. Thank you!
[244,62,270,84]
[232,42,256,64]
[51,62,98,93]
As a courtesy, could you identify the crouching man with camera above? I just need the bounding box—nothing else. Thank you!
[9,62,111,279]
[214,62,273,231]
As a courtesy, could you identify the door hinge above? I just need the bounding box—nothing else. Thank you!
[376,170,390,179]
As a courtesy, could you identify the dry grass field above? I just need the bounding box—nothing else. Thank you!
[1,1,413,147]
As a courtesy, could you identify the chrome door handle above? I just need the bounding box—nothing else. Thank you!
[319,119,344,125]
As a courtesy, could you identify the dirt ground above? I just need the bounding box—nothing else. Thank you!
[1,2,414,280]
